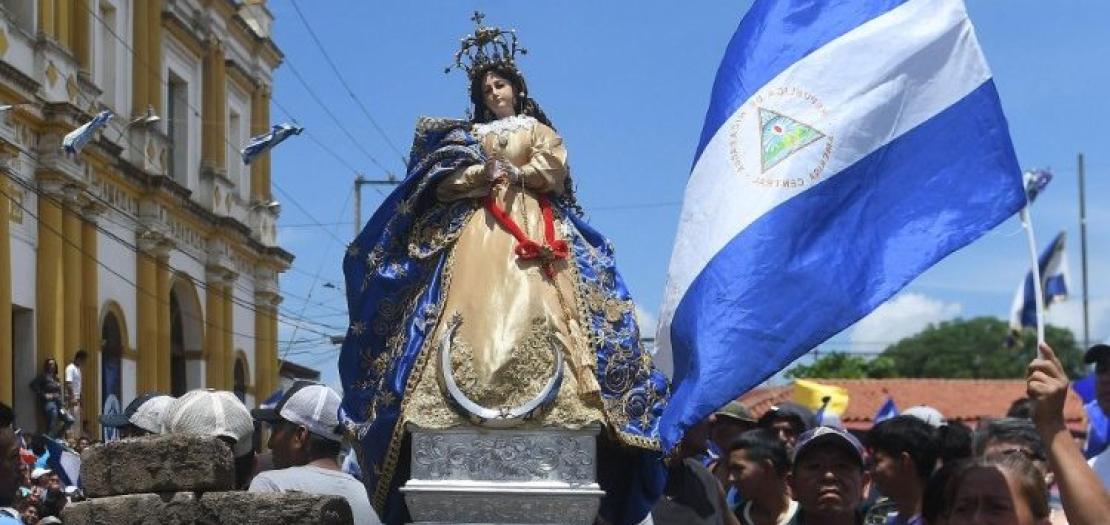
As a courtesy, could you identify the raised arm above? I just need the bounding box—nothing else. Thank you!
[1027,343,1110,525]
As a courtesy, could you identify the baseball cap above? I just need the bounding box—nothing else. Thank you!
[99,393,175,434]
[792,426,865,467]
[712,401,756,424]
[758,402,817,432]
[164,389,254,457]
[251,381,344,443]
[1084,343,1110,364]
[30,467,51,480]
[901,405,946,428]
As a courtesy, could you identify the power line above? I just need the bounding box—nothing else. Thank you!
[2,172,336,342]
[277,185,355,370]
[277,56,395,176]
[80,0,369,250]
[288,0,408,166]
[79,0,369,335]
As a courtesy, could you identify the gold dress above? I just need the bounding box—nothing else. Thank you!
[404,114,606,428]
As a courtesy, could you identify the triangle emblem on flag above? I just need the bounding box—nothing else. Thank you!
[759,107,825,173]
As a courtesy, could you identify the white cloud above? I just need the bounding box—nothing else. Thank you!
[1042,297,1110,345]
[635,305,658,333]
[850,293,963,352]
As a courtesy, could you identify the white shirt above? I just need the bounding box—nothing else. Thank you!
[249,464,380,525]
[64,363,81,399]
[1088,445,1110,489]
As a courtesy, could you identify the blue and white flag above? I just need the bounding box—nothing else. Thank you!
[62,110,113,154]
[655,0,1024,450]
[1023,169,1053,204]
[241,123,303,165]
[874,397,899,425]
[260,388,283,409]
[1009,231,1068,332]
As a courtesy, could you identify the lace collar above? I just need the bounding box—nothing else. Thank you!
[472,114,535,137]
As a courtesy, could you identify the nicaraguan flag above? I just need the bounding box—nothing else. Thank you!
[241,123,303,165]
[874,397,899,425]
[62,110,113,154]
[1009,231,1068,332]
[655,0,1025,450]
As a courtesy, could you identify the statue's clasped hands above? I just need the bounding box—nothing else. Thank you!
[483,158,522,186]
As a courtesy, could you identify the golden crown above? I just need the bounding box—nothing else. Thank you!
[445,12,528,78]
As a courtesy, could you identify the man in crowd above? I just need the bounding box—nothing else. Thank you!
[165,389,255,489]
[711,402,758,458]
[726,428,796,525]
[1084,343,1110,488]
[63,351,87,439]
[757,402,815,454]
[651,418,737,525]
[973,417,1048,476]
[250,381,379,524]
[787,426,870,525]
[0,427,21,524]
[866,415,938,525]
[708,401,758,506]
[99,393,175,438]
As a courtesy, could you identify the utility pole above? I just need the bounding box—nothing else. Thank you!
[354,172,399,238]
[1078,153,1090,350]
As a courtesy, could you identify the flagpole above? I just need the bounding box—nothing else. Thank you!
[1078,153,1090,350]
[1020,206,1047,350]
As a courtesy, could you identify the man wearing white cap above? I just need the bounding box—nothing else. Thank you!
[98,393,175,438]
[250,381,378,525]
[164,389,255,489]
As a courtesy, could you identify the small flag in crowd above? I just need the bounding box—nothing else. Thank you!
[654,0,1025,450]
[794,379,849,417]
[1023,169,1053,203]
[241,123,303,165]
[1073,373,1109,458]
[1009,231,1069,334]
[260,388,283,410]
[874,397,899,424]
[62,110,113,154]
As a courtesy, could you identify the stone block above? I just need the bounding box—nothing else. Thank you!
[60,492,203,525]
[81,435,234,497]
[199,491,353,525]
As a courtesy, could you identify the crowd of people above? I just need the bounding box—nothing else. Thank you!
[649,343,1110,525]
[0,380,380,525]
[1,342,1109,525]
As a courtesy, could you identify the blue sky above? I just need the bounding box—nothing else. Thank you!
[263,1,1110,388]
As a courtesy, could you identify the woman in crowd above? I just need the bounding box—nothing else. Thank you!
[945,454,1050,525]
[28,359,70,438]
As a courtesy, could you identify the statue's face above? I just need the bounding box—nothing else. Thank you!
[481,71,516,119]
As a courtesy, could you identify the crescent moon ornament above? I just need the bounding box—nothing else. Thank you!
[437,314,563,427]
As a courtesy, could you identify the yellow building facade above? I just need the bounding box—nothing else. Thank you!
[0,0,291,437]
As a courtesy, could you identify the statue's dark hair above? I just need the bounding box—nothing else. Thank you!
[467,63,584,217]
[468,62,553,129]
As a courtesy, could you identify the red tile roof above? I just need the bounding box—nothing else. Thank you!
[738,378,1088,432]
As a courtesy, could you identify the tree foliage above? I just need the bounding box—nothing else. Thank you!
[786,317,1086,379]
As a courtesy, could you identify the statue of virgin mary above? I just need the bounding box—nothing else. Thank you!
[339,13,670,525]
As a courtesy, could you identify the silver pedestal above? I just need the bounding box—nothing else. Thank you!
[402,425,605,525]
